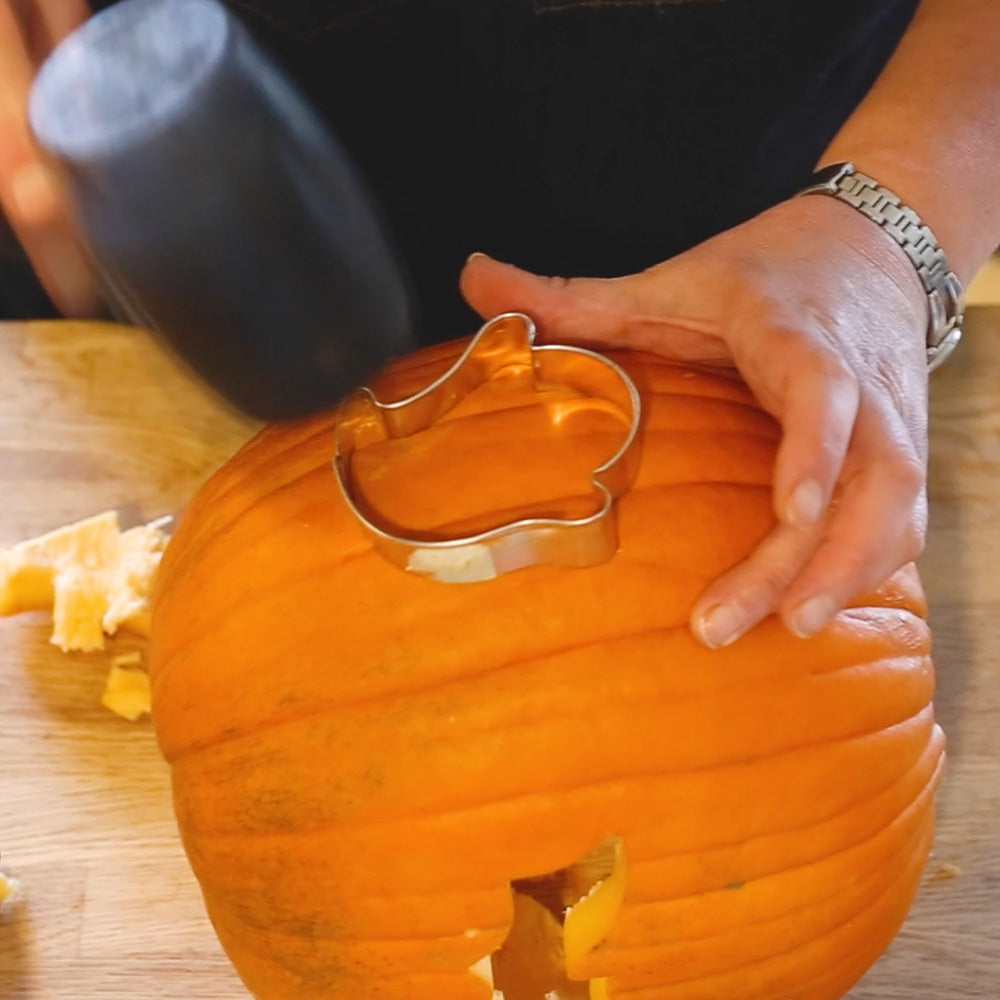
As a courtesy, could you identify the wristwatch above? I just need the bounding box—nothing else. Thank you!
[798,161,964,372]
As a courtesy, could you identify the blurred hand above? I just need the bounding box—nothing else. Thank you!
[0,0,97,315]
[460,193,930,648]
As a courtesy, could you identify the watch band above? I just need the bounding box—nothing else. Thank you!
[798,161,963,372]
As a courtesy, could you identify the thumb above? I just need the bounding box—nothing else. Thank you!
[460,253,634,342]
[459,252,725,360]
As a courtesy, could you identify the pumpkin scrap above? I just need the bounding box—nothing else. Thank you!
[0,510,170,651]
[102,651,152,721]
[150,336,944,1000]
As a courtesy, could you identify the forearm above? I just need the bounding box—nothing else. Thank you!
[822,0,1000,284]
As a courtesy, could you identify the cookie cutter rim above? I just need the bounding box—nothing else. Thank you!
[332,312,641,583]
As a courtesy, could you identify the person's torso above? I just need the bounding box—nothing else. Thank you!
[91,0,921,337]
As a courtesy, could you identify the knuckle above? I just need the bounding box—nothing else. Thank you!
[746,533,816,603]
[753,563,797,603]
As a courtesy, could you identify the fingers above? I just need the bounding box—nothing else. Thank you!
[690,518,827,649]
[767,347,859,531]
[778,396,927,630]
[1,157,97,318]
[0,0,98,314]
[691,392,926,648]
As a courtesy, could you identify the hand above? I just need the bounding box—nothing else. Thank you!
[0,0,97,315]
[460,193,931,648]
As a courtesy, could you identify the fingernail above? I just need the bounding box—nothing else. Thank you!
[694,602,746,649]
[785,479,825,528]
[788,594,835,638]
[465,251,489,264]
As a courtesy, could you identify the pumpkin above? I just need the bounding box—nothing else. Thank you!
[149,323,943,1000]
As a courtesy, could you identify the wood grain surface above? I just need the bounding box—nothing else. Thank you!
[0,315,997,999]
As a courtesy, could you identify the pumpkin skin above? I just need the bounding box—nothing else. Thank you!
[149,336,943,1000]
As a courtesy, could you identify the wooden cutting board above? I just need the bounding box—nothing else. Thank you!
[1,316,998,999]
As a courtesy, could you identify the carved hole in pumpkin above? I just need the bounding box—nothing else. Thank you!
[349,366,634,540]
[487,836,625,1000]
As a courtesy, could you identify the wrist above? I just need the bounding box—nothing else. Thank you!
[797,161,963,371]
[814,145,986,283]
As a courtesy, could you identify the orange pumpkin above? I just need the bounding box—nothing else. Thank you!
[149,325,943,1000]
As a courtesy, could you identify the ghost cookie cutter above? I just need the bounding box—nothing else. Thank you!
[333,312,641,583]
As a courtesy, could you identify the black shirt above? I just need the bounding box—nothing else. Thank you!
[91,0,921,339]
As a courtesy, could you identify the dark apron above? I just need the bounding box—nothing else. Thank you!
[88,0,921,340]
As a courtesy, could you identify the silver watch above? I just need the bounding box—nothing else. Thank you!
[799,161,964,371]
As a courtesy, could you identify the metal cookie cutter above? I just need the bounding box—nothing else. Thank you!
[332,312,641,583]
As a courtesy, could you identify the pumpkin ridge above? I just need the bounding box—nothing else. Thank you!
[151,536,375,695]
[627,471,772,492]
[173,709,937,842]
[610,355,758,397]
[581,838,933,995]
[187,734,943,914]
[593,831,932,998]
[357,494,607,540]
[604,833,930,1000]
[158,470,781,637]
[194,875,516,950]
[637,418,775,441]
[431,395,629,422]
[158,467,347,588]
[154,592,924,694]
[161,420,337,531]
[164,652,934,794]
[155,553,924,714]
[211,911,513,948]
[193,767,935,946]
[590,734,944,903]
[223,428,333,491]
[648,391,773,416]
[206,916,504,995]
[174,417,334,519]
[587,781,935,954]
[603,885,924,1000]
[153,617,927,764]
[164,414,776,590]
[156,470,769,645]
[153,619,698,758]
